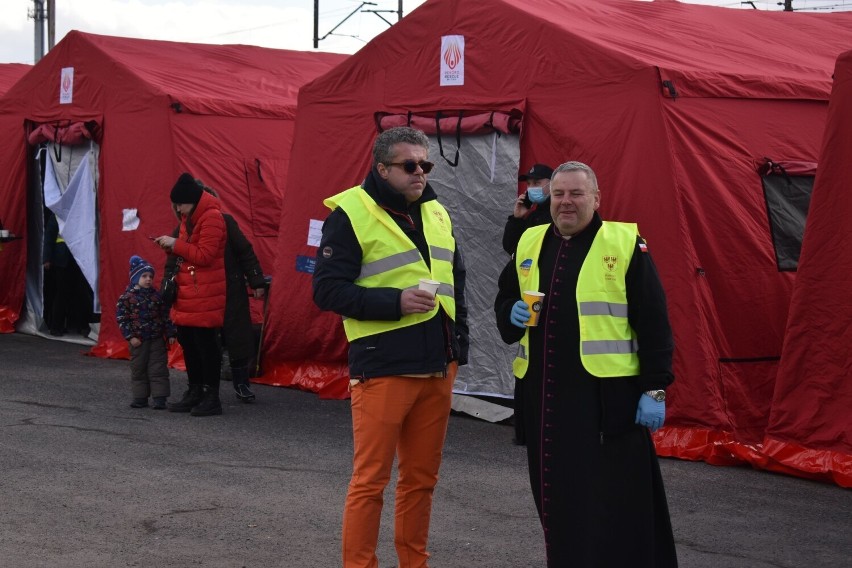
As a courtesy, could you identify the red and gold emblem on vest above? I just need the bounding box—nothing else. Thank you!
[602,255,618,272]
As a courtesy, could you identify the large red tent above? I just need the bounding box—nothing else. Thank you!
[0,32,346,357]
[257,0,852,484]
[766,50,852,487]
[0,64,29,236]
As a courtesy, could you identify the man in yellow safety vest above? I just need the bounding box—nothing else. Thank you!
[313,126,468,568]
[494,161,677,567]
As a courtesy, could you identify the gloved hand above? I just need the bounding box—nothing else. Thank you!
[509,300,531,329]
[635,394,666,432]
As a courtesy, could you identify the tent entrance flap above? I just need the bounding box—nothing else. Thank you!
[19,140,100,344]
[422,131,520,399]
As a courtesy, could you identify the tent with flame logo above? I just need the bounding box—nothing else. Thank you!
[0,31,347,358]
[255,0,852,485]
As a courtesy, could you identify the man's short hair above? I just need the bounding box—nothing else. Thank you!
[553,161,599,192]
[373,127,430,166]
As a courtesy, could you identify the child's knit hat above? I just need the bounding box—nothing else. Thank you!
[129,255,154,286]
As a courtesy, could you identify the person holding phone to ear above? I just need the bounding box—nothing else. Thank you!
[501,162,554,446]
[502,163,554,255]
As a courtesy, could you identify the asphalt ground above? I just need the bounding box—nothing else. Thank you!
[1,332,850,568]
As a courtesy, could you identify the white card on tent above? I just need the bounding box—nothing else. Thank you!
[122,209,140,231]
[307,219,323,247]
[440,35,465,87]
[60,67,74,104]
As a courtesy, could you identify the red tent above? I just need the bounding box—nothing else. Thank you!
[766,50,852,487]
[0,64,30,94]
[0,32,346,357]
[257,0,852,483]
[0,64,29,235]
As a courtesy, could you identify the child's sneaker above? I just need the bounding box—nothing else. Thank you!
[151,397,167,410]
[130,398,148,408]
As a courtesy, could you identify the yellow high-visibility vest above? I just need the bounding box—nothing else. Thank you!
[513,221,640,378]
[323,186,456,341]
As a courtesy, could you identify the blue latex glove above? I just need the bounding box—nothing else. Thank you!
[509,300,531,329]
[635,394,666,432]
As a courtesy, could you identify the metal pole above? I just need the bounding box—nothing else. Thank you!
[783,0,793,11]
[33,0,45,63]
[398,0,403,21]
[313,0,319,49]
[47,0,55,50]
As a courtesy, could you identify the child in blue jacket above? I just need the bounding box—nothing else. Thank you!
[115,255,176,409]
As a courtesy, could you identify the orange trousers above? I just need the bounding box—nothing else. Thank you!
[342,363,457,568]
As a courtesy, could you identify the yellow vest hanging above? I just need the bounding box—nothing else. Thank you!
[323,186,457,341]
[513,221,640,378]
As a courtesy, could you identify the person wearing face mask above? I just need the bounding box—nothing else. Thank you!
[501,163,554,446]
[502,163,554,255]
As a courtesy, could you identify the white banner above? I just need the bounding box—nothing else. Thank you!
[440,35,464,87]
[44,150,99,310]
[60,67,74,104]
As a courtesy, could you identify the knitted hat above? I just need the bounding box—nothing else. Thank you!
[129,255,154,286]
[170,172,203,204]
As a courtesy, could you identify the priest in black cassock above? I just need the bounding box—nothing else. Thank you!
[494,161,678,567]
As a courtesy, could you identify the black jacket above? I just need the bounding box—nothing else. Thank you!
[313,168,469,379]
[43,213,72,268]
[501,197,552,254]
[494,213,674,434]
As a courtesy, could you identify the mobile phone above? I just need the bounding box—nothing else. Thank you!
[521,193,532,208]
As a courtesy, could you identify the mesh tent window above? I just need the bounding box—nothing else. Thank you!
[759,159,816,272]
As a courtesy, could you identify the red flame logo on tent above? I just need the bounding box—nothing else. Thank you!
[443,40,461,70]
[62,74,71,93]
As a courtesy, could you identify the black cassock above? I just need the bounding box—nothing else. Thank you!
[495,215,678,568]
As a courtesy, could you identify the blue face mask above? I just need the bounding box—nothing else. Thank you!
[527,187,547,204]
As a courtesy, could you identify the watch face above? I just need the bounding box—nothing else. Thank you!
[647,390,666,402]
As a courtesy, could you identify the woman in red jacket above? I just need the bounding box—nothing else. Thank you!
[154,173,227,416]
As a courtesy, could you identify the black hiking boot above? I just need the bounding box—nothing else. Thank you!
[190,388,222,416]
[167,385,204,413]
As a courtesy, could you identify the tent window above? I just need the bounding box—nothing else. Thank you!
[759,160,816,272]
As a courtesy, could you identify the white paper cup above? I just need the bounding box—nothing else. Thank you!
[418,278,440,297]
[521,291,545,326]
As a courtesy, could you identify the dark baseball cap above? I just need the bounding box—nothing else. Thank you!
[518,163,554,181]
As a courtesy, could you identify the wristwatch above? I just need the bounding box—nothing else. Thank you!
[644,389,666,402]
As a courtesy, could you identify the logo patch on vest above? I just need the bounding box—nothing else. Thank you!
[431,209,447,228]
[602,255,617,272]
[519,258,533,276]
[322,246,333,259]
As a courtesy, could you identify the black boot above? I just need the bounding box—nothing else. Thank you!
[190,386,222,416]
[167,385,204,413]
[232,364,256,403]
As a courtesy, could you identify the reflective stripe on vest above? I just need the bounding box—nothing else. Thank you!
[323,186,456,341]
[512,221,640,378]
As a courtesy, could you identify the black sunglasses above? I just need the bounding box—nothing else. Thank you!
[386,159,435,174]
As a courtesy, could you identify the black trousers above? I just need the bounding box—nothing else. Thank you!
[176,326,221,390]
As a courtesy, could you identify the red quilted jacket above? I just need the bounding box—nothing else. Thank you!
[170,191,226,327]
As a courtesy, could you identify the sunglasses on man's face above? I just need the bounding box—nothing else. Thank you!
[386,159,435,174]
